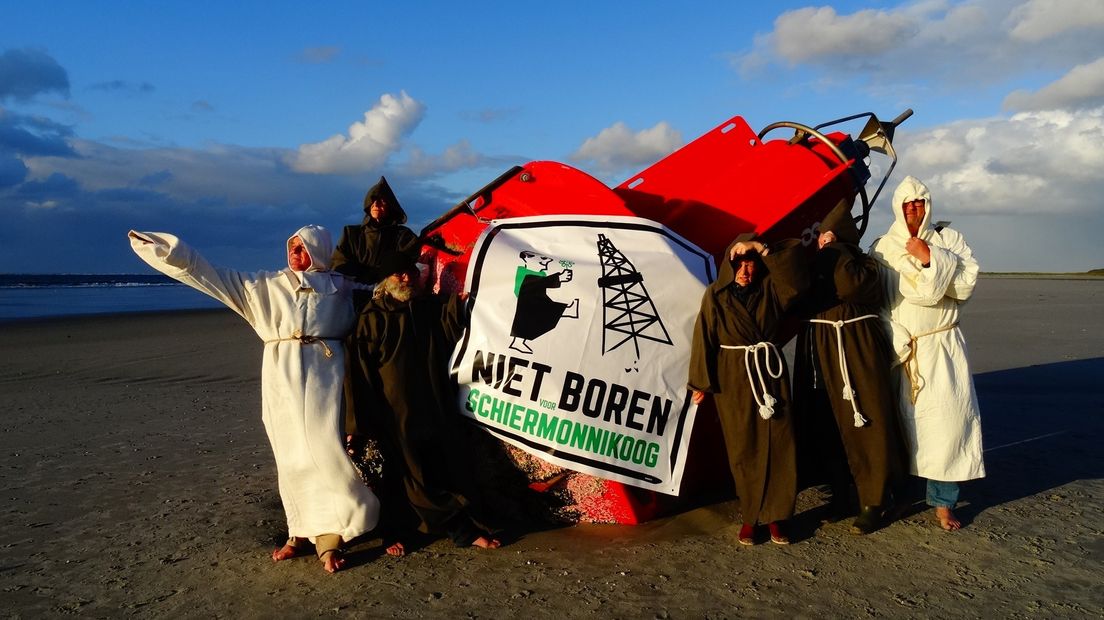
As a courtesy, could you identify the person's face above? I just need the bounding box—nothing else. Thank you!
[817,230,836,250]
[733,258,757,287]
[382,269,418,301]
[288,236,313,271]
[902,199,926,235]
[369,198,388,221]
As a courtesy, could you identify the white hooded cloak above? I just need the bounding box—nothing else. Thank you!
[129,225,379,541]
[869,177,985,482]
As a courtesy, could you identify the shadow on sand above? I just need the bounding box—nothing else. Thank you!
[956,357,1104,523]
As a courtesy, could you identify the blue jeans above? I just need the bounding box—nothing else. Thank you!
[926,479,960,508]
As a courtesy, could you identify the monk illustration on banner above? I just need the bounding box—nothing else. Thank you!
[509,250,580,354]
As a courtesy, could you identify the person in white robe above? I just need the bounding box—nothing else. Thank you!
[869,176,985,531]
[129,225,379,572]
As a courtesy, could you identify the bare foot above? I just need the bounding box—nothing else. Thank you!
[272,538,306,562]
[319,549,345,573]
[386,541,405,557]
[935,506,961,531]
[472,535,501,549]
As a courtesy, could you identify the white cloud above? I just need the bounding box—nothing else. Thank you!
[894,107,1104,216]
[1004,57,1104,111]
[1007,0,1104,41]
[772,6,917,63]
[737,0,1104,87]
[290,91,425,174]
[401,140,487,176]
[569,121,682,175]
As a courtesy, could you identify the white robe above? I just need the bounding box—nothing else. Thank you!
[869,177,985,482]
[130,228,380,541]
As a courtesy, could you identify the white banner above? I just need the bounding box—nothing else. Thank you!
[450,215,715,495]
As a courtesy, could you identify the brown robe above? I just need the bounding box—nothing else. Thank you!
[352,291,489,545]
[793,205,906,507]
[688,239,809,525]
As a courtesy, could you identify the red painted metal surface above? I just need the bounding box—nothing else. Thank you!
[422,116,868,524]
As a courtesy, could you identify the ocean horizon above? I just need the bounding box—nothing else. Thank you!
[0,274,224,321]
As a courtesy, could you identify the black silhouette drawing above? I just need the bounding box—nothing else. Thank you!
[509,250,579,354]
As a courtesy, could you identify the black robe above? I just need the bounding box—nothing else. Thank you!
[511,269,570,340]
[793,220,906,507]
[333,176,421,434]
[331,176,420,285]
[351,292,488,544]
[688,239,809,525]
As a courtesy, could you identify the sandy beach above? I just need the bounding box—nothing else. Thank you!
[1,276,1101,618]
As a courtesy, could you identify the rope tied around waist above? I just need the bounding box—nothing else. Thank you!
[719,341,783,419]
[265,328,340,358]
[808,314,879,427]
[902,322,959,404]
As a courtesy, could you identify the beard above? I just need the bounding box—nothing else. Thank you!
[376,275,414,302]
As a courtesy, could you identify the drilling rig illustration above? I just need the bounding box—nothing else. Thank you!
[595,233,673,358]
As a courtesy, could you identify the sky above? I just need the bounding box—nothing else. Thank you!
[1,0,1102,273]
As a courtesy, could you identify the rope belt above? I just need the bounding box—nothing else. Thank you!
[264,329,341,358]
[902,322,959,404]
[719,341,783,419]
[808,314,879,427]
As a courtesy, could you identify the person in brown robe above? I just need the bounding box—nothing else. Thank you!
[792,201,907,535]
[351,253,500,553]
[689,237,809,545]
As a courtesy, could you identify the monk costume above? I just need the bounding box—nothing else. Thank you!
[688,238,809,544]
[129,225,379,569]
[332,176,422,438]
[792,201,906,534]
[351,255,495,547]
[869,176,984,527]
[331,176,420,285]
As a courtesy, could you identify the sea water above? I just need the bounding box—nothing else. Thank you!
[0,274,224,321]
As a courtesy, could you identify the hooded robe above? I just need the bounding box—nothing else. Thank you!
[869,176,985,482]
[331,176,420,285]
[688,239,809,524]
[793,202,906,507]
[352,285,488,544]
[129,225,379,542]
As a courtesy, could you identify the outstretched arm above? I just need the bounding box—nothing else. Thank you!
[129,230,256,324]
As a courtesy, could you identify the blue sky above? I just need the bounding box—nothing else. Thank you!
[2,0,1102,273]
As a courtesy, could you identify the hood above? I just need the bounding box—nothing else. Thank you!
[820,198,861,245]
[889,175,933,239]
[287,224,333,272]
[710,237,763,293]
[375,250,418,282]
[362,176,408,225]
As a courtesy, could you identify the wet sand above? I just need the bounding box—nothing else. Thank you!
[1,277,1101,617]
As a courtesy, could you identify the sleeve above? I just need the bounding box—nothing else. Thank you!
[940,229,979,302]
[687,294,719,393]
[895,233,969,307]
[128,230,256,325]
[330,226,364,280]
[762,238,810,311]
[441,293,471,345]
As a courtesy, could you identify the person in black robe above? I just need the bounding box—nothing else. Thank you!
[351,253,500,553]
[793,201,907,534]
[334,176,423,439]
[331,176,420,284]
